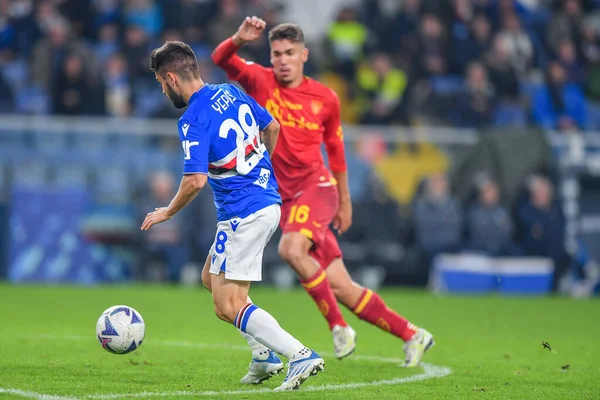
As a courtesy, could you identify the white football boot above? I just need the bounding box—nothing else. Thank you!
[403,328,435,367]
[240,350,284,384]
[274,348,325,391]
[332,324,357,359]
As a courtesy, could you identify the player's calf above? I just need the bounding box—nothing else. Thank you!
[348,286,435,365]
[278,232,349,330]
[326,259,363,308]
[213,294,244,323]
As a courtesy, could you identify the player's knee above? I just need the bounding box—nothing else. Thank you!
[278,236,308,265]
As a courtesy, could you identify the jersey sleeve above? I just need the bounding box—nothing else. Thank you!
[323,90,347,172]
[242,90,274,131]
[211,37,269,94]
[179,121,210,174]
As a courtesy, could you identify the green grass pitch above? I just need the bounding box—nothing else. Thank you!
[0,284,598,399]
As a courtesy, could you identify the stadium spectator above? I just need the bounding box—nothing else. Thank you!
[123,25,152,86]
[452,61,497,128]
[547,0,583,53]
[356,53,408,125]
[532,61,587,130]
[413,173,463,259]
[556,39,585,84]
[104,53,131,117]
[448,0,475,53]
[415,14,448,79]
[208,0,244,49]
[31,17,98,93]
[582,21,600,102]
[484,35,521,101]
[450,13,493,74]
[7,0,37,58]
[515,175,571,289]
[465,176,514,256]
[495,12,534,76]
[324,6,369,80]
[89,0,121,32]
[123,0,163,39]
[580,20,600,66]
[52,53,105,115]
[367,0,419,57]
[94,23,120,65]
[138,171,189,283]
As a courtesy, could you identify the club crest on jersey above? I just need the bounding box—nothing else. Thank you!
[253,168,270,189]
[311,100,323,115]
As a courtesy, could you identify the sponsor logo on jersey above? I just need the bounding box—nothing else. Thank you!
[254,168,270,189]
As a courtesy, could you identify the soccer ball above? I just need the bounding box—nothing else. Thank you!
[96,305,145,354]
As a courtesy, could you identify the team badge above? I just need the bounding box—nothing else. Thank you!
[311,100,323,115]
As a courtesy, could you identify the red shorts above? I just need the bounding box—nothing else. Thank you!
[280,184,342,269]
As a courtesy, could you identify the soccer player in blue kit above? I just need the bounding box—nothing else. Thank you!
[141,41,324,391]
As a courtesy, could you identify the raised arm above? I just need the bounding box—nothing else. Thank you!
[211,16,269,92]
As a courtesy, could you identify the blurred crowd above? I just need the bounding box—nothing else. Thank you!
[2,0,600,130]
[336,0,600,129]
[137,167,576,289]
[344,171,580,288]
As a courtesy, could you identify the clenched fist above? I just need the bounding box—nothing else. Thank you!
[232,16,267,46]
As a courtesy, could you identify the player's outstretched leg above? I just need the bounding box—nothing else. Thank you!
[202,258,282,383]
[326,258,435,367]
[211,273,324,391]
[278,232,356,359]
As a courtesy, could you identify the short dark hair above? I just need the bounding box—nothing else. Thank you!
[268,23,305,44]
[149,41,199,80]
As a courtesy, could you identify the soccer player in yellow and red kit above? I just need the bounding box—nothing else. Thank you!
[208,16,434,382]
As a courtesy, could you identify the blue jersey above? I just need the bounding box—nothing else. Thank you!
[178,83,281,221]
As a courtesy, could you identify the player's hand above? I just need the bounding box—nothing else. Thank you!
[232,16,266,45]
[333,200,352,235]
[141,207,171,231]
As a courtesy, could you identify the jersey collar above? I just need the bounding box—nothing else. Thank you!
[187,84,209,106]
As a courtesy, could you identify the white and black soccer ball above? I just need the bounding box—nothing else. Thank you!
[96,305,145,354]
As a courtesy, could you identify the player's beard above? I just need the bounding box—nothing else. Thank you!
[166,84,187,109]
[276,71,293,86]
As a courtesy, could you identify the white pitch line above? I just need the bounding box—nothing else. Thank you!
[84,363,451,399]
[0,388,76,400]
[9,335,452,399]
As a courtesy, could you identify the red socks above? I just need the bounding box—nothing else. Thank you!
[301,269,347,330]
[300,271,417,341]
[352,289,417,341]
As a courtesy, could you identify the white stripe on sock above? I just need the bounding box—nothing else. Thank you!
[238,296,270,357]
[242,306,304,359]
